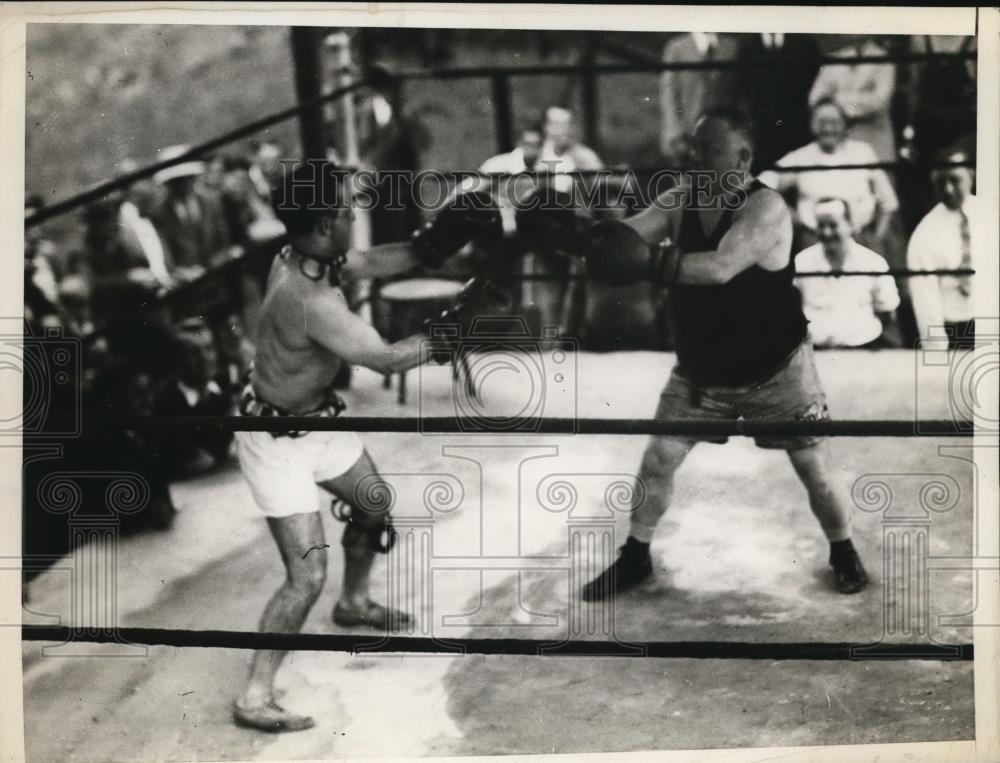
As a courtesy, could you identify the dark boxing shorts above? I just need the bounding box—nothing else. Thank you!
[654,338,830,451]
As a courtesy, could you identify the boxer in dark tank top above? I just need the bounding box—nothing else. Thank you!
[583,110,869,602]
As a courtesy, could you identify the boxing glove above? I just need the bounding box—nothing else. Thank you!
[411,191,504,269]
[514,187,594,259]
[586,220,680,287]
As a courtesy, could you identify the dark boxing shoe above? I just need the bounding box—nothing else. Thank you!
[829,540,869,594]
[232,699,316,733]
[581,537,653,602]
[333,599,414,630]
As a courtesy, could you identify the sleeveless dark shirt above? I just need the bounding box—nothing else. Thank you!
[668,181,807,386]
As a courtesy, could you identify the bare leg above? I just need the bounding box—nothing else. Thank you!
[236,512,326,728]
[629,437,696,543]
[583,437,695,600]
[786,441,852,541]
[786,442,868,593]
[319,450,411,626]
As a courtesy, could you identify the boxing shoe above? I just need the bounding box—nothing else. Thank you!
[581,536,653,601]
[232,699,316,733]
[333,599,414,630]
[829,539,869,594]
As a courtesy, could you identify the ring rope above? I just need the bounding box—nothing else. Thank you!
[416,160,974,178]
[86,416,975,437]
[24,78,373,229]
[20,625,972,661]
[420,269,976,285]
[389,50,976,79]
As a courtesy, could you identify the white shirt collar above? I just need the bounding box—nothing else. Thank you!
[762,33,784,49]
[691,32,719,56]
[177,380,199,408]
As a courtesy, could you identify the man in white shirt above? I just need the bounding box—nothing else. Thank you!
[479,124,543,176]
[537,106,603,193]
[530,107,604,335]
[907,147,979,350]
[117,160,173,289]
[795,197,900,349]
[809,35,897,163]
[760,98,898,256]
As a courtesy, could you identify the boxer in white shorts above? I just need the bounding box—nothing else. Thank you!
[231,160,439,733]
[231,159,514,733]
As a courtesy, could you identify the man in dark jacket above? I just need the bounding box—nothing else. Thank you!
[739,33,821,172]
[152,144,233,277]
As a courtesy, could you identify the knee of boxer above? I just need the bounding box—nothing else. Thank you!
[640,438,685,482]
[340,516,397,554]
[290,559,328,599]
[332,497,397,554]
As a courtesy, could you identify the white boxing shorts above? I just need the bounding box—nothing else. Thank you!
[235,382,363,518]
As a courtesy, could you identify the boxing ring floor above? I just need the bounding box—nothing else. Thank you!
[22,349,977,760]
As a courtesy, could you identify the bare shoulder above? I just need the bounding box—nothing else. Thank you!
[736,185,790,226]
[301,281,349,317]
[646,176,688,233]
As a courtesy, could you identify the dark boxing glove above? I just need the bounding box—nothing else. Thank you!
[411,191,504,269]
[585,219,681,287]
[514,187,594,259]
[422,278,513,401]
[422,278,513,362]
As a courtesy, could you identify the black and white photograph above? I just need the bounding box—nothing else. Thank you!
[4,4,999,762]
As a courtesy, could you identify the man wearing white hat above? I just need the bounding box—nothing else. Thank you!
[153,144,233,277]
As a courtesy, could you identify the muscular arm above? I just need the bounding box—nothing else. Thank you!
[674,190,791,285]
[623,184,684,244]
[304,289,430,374]
[342,241,421,281]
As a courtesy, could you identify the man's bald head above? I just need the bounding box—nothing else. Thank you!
[689,108,755,186]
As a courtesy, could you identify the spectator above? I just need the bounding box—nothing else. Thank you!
[358,91,426,244]
[907,146,980,351]
[808,35,897,163]
[480,123,544,175]
[83,198,161,331]
[248,140,284,202]
[897,35,977,232]
[795,197,900,349]
[151,318,233,475]
[88,361,177,530]
[538,105,603,192]
[116,159,173,289]
[458,123,544,218]
[738,33,821,171]
[200,153,227,194]
[152,144,233,277]
[24,193,64,329]
[659,32,743,164]
[530,106,603,337]
[760,98,899,256]
[217,154,285,247]
[901,36,976,168]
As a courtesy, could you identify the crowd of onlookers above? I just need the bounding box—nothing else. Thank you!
[23,33,980,546]
[24,140,290,553]
[494,33,978,352]
[654,32,978,352]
